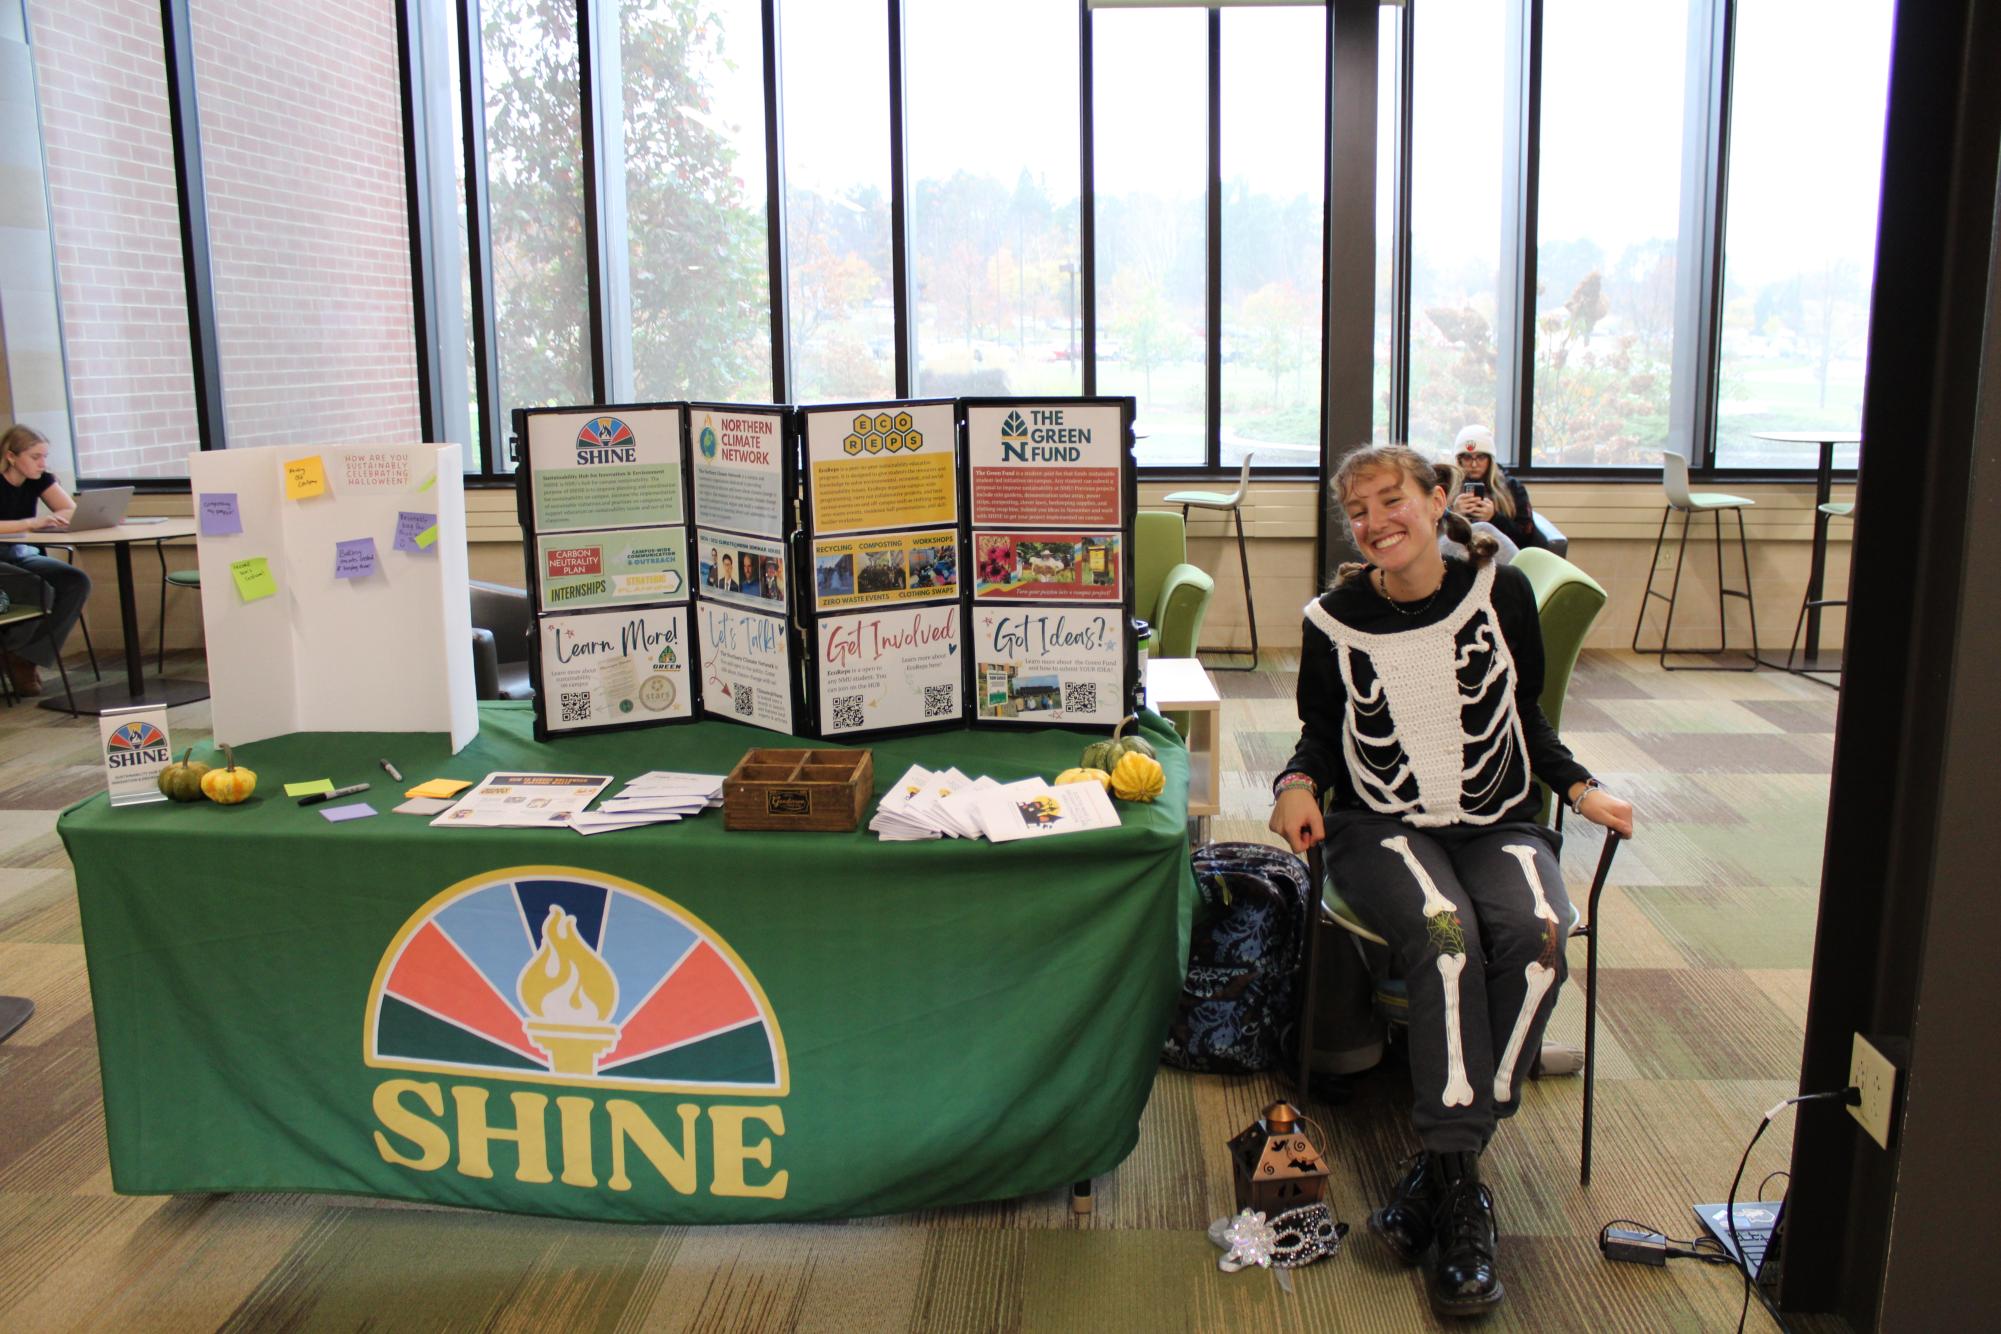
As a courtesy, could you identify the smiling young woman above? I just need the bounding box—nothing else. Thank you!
[1268,443,1633,1318]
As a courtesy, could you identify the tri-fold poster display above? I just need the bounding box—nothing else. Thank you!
[514,396,1135,743]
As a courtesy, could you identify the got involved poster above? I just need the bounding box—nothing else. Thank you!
[962,398,1136,730]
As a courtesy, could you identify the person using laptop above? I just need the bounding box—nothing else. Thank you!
[0,424,91,697]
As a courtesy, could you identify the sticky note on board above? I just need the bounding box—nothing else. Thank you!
[418,472,437,493]
[405,778,472,799]
[283,456,329,500]
[320,802,377,823]
[334,537,378,579]
[198,492,242,536]
[394,511,437,554]
[230,557,277,602]
[284,779,336,797]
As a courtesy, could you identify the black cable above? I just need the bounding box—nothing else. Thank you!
[1728,1090,1855,1334]
[1757,1169,1791,1201]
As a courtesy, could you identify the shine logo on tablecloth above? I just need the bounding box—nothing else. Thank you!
[364,868,787,1095]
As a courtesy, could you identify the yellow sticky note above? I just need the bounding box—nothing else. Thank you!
[415,524,439,549]
[405,778,473,800]
[418,472,437,493]
[285,779,335,797]
[231,556,277,602]
[284,455,329,500]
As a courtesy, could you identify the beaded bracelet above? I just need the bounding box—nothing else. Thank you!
[1273,772,1317,800]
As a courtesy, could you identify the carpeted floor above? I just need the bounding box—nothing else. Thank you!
[0,649,1841,1332]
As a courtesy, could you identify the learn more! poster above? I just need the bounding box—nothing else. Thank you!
[537,605,693,733]
[965,402,1124,528]
[535,530,689,610]
[804,402,958,536]
[812,528,959,611]
[973,531,1120,603]
[973,604,1124,727]
[690,406,786,540]
[815,603,963,738]
[526,407,685,535]
[697,601,795,734]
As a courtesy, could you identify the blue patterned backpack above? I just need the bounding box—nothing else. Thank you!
[1160,842,1313,1074]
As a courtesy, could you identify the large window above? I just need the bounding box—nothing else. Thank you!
[1371,1,1401,444]
[1712,0,1891,469]
[907,0,1080,401]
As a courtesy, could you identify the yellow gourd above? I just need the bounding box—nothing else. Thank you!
[1055,766,1113,791]
[1109,751,1165,803]
[158,748,211,802]
[200,745,258,805]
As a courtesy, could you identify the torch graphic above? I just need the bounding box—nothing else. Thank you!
[517,905,621,1075]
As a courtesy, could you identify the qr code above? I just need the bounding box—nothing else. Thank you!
[560,691,591,723]
[833,694,865,730]
[1063,681,1098,715]
[734,684,755,717]
[923,683,955,718]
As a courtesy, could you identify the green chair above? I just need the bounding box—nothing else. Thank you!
[157,561,202,673]
[1293,549,1624,1186]
[1134,511,1215,662]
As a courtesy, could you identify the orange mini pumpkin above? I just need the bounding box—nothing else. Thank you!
[200,745,258,805]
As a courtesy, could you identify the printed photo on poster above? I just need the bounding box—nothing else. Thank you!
[804,402,958,536]
[697,601,794,734]
[691,407,786,539]
[526,407,684,535]
[965,402,1124,529]
[695,530,787,612]
[972,531,1120,602]
[538,605,692,732]
[973,604,1124,726]
[816,603,962,735]
[812,528,958,611]
[536,529,689,610]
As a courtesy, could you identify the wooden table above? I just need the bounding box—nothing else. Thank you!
[1145,657,1220,832]
[1750,430,1859,673]
[37,517,208,714]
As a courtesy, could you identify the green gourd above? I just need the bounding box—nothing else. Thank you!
[158,748,211,803]
[1079,715,1157,772]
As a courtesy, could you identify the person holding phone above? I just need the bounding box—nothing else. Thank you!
[0,424,91,697]
[1449,426,1546,552]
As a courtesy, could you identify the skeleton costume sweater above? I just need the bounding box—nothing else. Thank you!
[1280,559,1590,828]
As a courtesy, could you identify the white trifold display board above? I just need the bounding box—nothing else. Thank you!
[189,443,477,752]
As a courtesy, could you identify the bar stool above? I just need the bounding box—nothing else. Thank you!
[1165,453,1257,671]
[1785,502,1852,684]
[1632,451,1761,671]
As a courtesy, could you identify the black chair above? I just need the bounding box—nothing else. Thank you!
[0,995,31,1044]
[471,581,535,701]
[0,565,78,714]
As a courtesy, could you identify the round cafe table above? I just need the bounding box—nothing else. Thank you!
[1749,431,1859,675]
[36,517,209,715]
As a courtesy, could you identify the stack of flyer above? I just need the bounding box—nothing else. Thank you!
[568,771,726,836]
[870,764,1120,843]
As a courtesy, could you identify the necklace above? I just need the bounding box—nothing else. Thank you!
[1374,566,1444,617]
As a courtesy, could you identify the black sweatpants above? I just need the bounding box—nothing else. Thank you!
[1325,810,1572,1153]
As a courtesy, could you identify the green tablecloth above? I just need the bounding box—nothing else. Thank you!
[59,704,1195,1223]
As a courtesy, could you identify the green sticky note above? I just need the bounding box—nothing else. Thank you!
[415,524,439,549]
[284,779,335,797]
[231,556,277,602]
[418,472,437,493]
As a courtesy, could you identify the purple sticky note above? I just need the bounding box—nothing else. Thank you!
[320,802,377,823]
[394,511,437,554]
[199,492,242,536]
[334,536,377,580]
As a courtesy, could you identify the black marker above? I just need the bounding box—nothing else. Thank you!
[299,782,370,807]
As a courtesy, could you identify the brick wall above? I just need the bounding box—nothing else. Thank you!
[30,0,200,479]
[187,0,419,449]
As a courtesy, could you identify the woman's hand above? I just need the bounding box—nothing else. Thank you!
[1268,785,1325,854]
[1576,787,1634,838]
[1453,492,1496,522]
[29,512,69,531]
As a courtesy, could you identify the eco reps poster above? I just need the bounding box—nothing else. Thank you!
[805,403,958,535]
[973,604,1123,725]
[816,604,963,737]
[537,606,693,733]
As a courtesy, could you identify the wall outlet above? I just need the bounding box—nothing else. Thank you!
[1848,1032,1898,1149]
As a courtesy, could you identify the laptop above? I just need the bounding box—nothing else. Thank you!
[60,486,136,531]
[1693,1199,1784,1282]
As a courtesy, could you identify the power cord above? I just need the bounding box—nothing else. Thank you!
[1597,1217,1733,1266]
[1726,1088,1859,1334]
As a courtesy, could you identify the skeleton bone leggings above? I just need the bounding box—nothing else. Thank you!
[1324,810,1573,1152]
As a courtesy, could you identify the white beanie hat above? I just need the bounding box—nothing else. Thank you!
[1453,425,1496,456]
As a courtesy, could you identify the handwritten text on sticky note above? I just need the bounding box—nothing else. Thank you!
[198,493,242,536]
[334,537,377,580]
[283,456,329,500]
[231,557,277,602]
[395,511,437,554]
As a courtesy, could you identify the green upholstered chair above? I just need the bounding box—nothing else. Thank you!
[157,563,202,673]
[1293,548,1623,1185]
[1134,510,1215,662]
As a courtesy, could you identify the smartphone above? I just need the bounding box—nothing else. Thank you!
[1464,481,1488,498]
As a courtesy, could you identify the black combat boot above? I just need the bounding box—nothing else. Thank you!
[1428,1151,1503,1318]
[1368,1152,1444,1265]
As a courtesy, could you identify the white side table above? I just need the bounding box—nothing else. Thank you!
[1145,657,1221,835]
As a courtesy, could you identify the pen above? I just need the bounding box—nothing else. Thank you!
[380,758,403,782]
[300,782,370,807]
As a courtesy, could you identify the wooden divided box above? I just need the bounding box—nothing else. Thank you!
[723,748,874,832]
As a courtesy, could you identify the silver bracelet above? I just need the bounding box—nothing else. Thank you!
[1568,778,1605,815]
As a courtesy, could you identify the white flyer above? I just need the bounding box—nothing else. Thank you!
[430,772,614,828]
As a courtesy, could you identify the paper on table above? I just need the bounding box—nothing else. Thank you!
[283,455,329,500]
[394,796,456,815]
[977,779,1120,843]
[198,492,242,536]
[320,802,377,823]
[231,557,277,603]
[405,778,473,799]
[430,772,614,828]
[284,778,336,797]
[334,537,378,580]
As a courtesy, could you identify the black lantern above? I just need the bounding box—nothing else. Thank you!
[1226,1101,1330,1215]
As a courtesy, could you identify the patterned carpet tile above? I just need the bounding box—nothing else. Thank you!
[1629,884,1821,970]
[1740,699,1841,734]
[1600,969,1807,1082]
